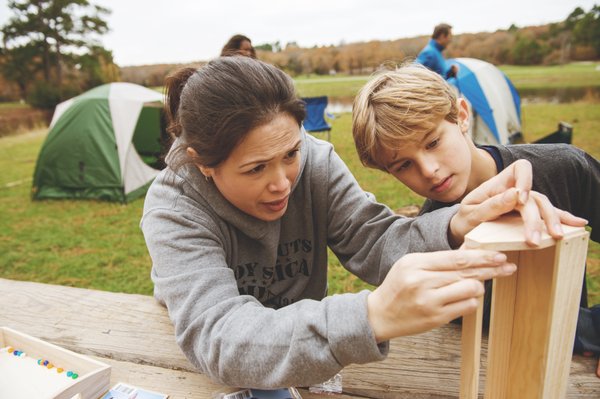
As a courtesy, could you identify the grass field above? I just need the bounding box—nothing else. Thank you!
[1,62,599,304]
[294,62,600,99]
[500,62,600,90]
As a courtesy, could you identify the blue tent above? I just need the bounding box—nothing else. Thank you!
[448,58,522,145]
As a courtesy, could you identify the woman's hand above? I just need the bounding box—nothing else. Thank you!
[448,159,587,247]
[367,249,517,343]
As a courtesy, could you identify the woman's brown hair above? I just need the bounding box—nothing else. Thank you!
[164,57,306,169]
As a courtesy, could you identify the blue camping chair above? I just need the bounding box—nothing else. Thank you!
[301,96,332,141]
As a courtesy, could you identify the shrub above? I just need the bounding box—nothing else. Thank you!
[26,82,63,110]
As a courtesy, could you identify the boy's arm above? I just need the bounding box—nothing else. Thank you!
[581,151,600,242]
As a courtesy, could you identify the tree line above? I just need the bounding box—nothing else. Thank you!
[258,5,599,77]
[1,2,598,108]
[0,0,119,107]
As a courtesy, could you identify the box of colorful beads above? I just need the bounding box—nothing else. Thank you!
[0,326,111,399]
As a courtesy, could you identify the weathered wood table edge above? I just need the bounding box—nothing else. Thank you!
[0,278,598,398]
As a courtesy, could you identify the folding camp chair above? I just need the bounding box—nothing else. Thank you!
[533,121,573,144]
[301,96,332,141]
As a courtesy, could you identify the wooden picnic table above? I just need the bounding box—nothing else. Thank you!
[0,277,598,398]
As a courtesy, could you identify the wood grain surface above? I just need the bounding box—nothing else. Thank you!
[1,278,598,398]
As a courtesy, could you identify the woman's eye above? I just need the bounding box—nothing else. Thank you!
[286,149,299,159]
[247,164,265,174]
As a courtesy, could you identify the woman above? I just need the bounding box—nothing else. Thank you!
[141,56,581,388]
[221,34,256,58]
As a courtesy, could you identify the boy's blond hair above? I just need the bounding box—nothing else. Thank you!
[352,63,459,172]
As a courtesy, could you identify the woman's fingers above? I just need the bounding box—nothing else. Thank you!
[429,279,484,321]
[407,278,487,327]
[368,249,518,342]
[401,250,510,272]
[399,250,516,290]
[422,263,515,289]
[429,278,483,307]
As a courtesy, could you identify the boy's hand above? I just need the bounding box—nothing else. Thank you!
[367,250,517,343]
[448,159,587,247]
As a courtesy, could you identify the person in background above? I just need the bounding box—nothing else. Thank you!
[352,62,600,377]
[416,23,459,79]
[221,34,256,58]
[141,56,582,389]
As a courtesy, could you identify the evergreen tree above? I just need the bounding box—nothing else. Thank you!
[1,0,114,106]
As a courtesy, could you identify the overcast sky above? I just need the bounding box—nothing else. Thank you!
[0,0,596,66]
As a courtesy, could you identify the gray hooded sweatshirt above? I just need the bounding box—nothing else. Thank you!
[141,131,456,388]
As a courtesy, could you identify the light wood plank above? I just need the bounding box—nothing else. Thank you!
[0,278,598,398]
[460,298,483,399]
[506,245,555,397]
[464,214,584,251]
[466,216,591,399]
[484,252,519,399]
[542,234,590,398]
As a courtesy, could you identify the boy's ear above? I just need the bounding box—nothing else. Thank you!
[457,97,470,134]
[186,147,213,178]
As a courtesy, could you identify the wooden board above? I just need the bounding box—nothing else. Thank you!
[465,215,590,399]
[0,278,598,398]
[464,214,584,251]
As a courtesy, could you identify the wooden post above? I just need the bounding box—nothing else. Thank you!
[460,298,483,399]
[463,215,589,399]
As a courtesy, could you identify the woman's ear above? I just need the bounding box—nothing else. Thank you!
[457,97,470,134]
[186,147,213,178]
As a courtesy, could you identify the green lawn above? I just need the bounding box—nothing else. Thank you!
[1,63,599,304]
[294,75,369,100]
[500,62,600,90]
[0,131,153,294]
[294,62,600,99]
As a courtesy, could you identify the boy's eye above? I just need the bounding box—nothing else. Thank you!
[426,138,440,150]
[397,160,412,171]
[286,149,299,159]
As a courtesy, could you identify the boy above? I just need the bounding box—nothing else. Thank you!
[352,63,600,374]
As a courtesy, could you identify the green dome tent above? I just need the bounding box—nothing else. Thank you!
[32,82,166,202]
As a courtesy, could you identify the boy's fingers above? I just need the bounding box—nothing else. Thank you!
[464,188,520,224]
[518,192,587,245]
[556,208,588,227]
[530,192,563,239]
[516,195,546,246]
[511,159,533,204]
[461,177,505,205]
[462,160,532,205]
